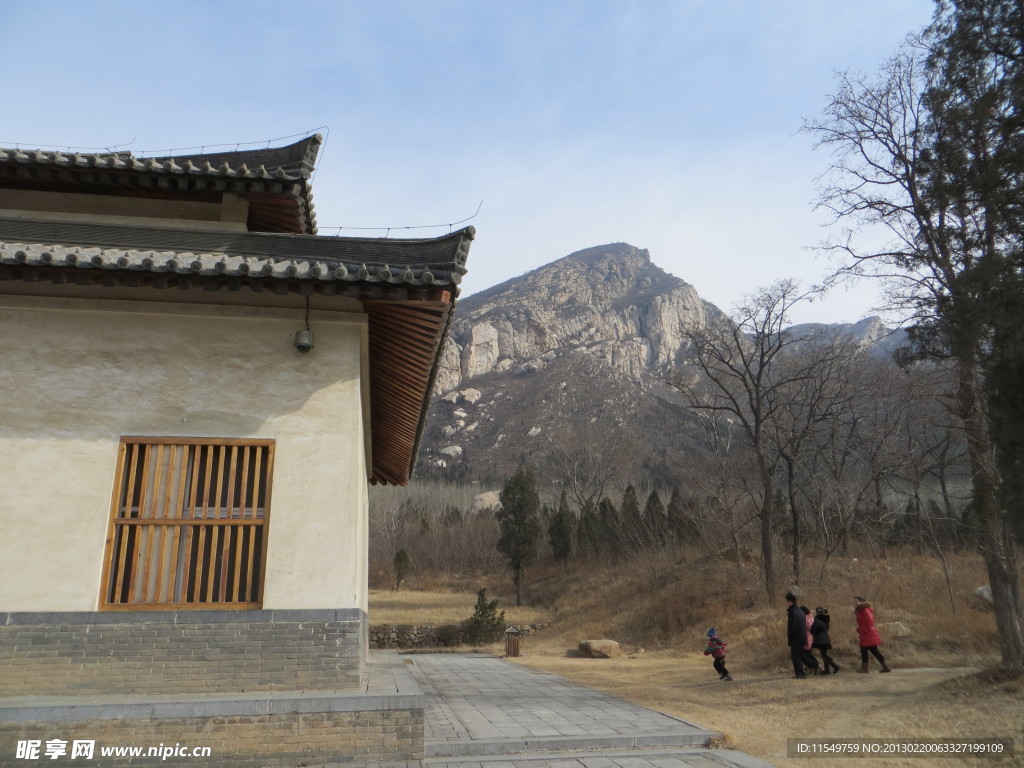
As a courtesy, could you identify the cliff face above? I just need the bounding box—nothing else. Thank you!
[434,243,723,393]
[421,243,724,482]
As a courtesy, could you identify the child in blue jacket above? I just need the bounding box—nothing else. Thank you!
[703,628,733,681]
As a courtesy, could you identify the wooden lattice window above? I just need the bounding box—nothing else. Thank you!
[101,437,274,610]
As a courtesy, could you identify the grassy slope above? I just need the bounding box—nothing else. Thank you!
[369,550,1024,767]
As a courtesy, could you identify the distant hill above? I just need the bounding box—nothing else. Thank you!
[416,243,904,485]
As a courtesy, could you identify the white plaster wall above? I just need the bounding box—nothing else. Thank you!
[0,294,369,613]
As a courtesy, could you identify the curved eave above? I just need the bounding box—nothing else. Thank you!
[0,221,473,287]
[363,297,455,485]
[0,136,322,235]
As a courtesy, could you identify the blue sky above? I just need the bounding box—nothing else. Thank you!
[5,1,935,323]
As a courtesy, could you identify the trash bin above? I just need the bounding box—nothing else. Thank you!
[504,626,523,657]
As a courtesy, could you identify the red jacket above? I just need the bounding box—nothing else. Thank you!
[855,602,882,647]
[803,613,814,650]
[703,636,727,659]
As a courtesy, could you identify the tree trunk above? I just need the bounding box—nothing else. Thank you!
[958,359,1024,671]
[760,469,776,599]
[785,454,800,584]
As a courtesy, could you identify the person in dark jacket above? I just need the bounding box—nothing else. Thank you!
[810,607,840,674]
[785,593,809,678]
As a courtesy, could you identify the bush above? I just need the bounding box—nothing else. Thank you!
[436,623,463,647]
[461,588,506,645]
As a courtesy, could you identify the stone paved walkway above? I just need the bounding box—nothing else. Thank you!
[395,654,776,768]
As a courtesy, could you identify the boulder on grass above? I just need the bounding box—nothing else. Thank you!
[579,639,621,658]
[471,491,502,512]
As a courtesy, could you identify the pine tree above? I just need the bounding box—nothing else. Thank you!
[576,499,600,560]
[496,465,542,606]
[597,497,621,559]
[642,489,667,546]
[462,588,505,645]
[392,549,410,591]
[548,491,574,564]
[666,485,700,554]
[619,484,644,552]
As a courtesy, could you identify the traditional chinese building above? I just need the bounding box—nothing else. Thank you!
[0,135,471,765]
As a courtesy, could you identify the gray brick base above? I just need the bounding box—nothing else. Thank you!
[0,610,367,696]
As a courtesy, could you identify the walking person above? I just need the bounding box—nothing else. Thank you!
[853,596,891,673]
[703,628,733,681]
[785,593,809,678]
[811,607,840,674]
[800,606,822,675]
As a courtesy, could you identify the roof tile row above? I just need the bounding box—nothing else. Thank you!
[0,241,451,287]
[0,135,321,183]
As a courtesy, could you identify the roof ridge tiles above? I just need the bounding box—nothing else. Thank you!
[0,230,470,289]
[1,136,319,184]
[0,138,321,235]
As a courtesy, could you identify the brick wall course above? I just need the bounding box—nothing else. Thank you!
[0,610,367,696]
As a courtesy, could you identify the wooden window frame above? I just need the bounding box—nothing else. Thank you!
[100,437,274,611]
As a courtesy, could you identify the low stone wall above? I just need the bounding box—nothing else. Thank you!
[370,623,543,650]
[370,624,461,649]
[0,609,366,696]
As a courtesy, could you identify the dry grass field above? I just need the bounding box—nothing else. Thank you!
[368,550,1024,767]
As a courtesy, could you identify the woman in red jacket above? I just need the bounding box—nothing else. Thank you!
[853,596,891,673]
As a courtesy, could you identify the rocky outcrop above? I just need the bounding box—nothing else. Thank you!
[471,491,502,512]
[786,315,907,358]
[438,243,722,393]
[578,639,622,658]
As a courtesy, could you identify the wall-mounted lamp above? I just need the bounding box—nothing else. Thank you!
[293,328,314,353]
[294,297,314,353]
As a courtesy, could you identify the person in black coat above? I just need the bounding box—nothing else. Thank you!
[811,607,840,674]
[785,593,809,678]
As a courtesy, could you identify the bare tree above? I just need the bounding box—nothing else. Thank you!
[686,416,759,573]
[807,18,1023,668]
[771,333,864,582]
[675,280,823,599]
[542,421,629,511]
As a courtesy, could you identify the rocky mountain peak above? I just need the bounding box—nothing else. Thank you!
[420,243,906,482]
[433,243,721,393]
[562,241,651,270]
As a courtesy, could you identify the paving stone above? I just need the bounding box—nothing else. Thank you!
[406,654,776,768]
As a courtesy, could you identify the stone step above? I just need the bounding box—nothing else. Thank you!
[428,728,717,757]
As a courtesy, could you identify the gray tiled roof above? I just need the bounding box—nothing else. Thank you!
[0,136,322,235]
[0,218,471,291]
[0,135,320,183]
